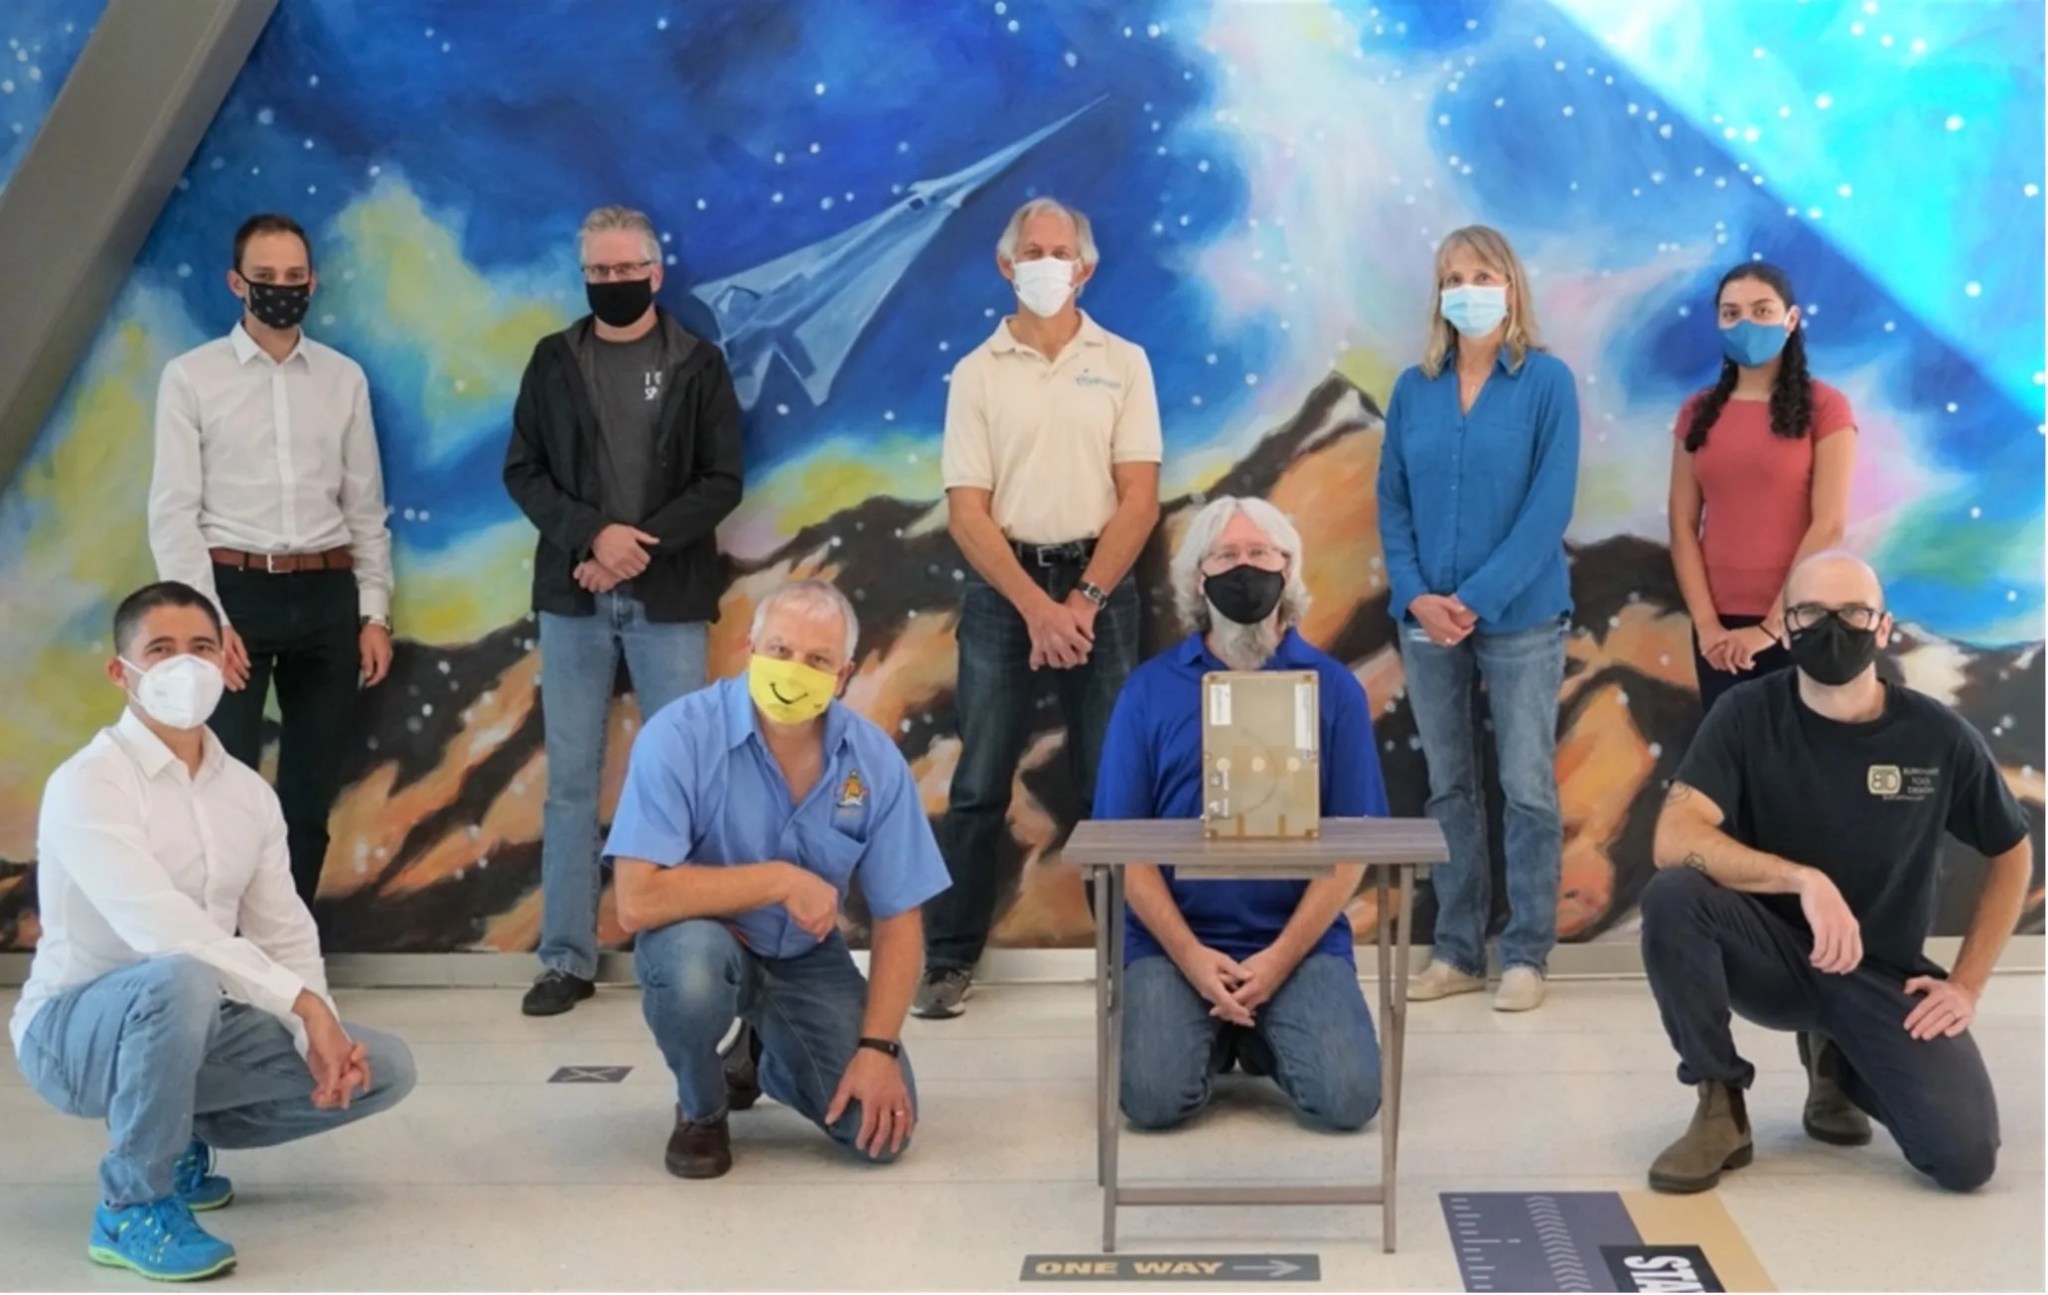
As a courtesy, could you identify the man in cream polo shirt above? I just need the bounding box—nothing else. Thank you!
[919,197,1163,1019]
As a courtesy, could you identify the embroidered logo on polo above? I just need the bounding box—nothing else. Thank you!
[1867,764,1938,802]
[1074,372,1123,390]
[836,768,868,810]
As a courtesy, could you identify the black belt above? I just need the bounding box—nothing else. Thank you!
[1010,538,1096,567]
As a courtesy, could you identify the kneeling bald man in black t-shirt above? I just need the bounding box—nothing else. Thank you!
[1643,551,2033,1194]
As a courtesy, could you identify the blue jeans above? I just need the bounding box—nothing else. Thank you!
[1400,616,1567,977]
[15,957,415,1208]
[635,920,915,1161]
[538,592,708,979]
[1120,953,1381,1132]
[927,567,1140,971]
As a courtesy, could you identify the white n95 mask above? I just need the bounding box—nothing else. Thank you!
[121,654,226,730]
[1012,256,1077,317]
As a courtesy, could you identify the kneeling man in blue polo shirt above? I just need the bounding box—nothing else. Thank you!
[606,579,950,1178]
[1096,496,1390,1131]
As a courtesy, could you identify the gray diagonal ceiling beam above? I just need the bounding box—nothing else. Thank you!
[0,0,277,490]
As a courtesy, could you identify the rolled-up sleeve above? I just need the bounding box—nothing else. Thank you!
[851,756,949,919]
[602,718,699,869]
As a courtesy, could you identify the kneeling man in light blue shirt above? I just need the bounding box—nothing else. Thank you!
[607,579,950,1179]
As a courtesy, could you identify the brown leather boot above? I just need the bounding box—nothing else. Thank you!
[723,1022,762,1112]
[1797,1031,1873,1146]
[664,1108,733,1180]
[1649,1082,1753,1193]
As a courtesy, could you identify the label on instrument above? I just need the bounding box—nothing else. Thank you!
[1209,681,1231,727]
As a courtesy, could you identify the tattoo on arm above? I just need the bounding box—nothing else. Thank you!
[1683,853,1708,873]
[1665,782,1695,807]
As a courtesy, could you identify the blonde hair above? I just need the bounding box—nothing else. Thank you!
[1420,225,1544,379]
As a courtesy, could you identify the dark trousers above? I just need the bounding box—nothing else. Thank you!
[1640,867,1999,1191]
[1692,613,1792,713]
[207,565,361,909]
[924,564,1140,972]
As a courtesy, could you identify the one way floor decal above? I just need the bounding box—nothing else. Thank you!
[1440,1192,1772,1292]
[1021,1254,1319,1282]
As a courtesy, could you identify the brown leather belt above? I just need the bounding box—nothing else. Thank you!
[209,546,355,573]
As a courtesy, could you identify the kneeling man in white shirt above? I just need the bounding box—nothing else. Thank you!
[11,581,414,1281]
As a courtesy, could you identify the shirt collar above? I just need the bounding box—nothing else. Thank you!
[719,675,852,754]
[987,309,1106,356]
[1172,626,1313,670]
[1447,342,1524,379]
[230,321,310,368]
[114,707,224,781]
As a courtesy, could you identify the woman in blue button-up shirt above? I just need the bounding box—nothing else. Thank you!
[1375,225,1582,1014]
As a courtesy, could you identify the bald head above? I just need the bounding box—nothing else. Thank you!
[1784,550,1884,612]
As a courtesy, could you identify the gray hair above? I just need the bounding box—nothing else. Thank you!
[1170,496,1312,632]
[996,197,1099,268]
[750,579,861,663]
[578,205,661,265]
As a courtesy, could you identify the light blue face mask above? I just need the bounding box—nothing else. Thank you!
[1720,318,1792,368]
[1440,284,1509,339]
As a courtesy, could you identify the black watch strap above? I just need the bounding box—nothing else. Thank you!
[857,1036,901,1058]
[1079,581,1108,607]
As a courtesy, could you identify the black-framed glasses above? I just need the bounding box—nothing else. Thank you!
[582,260,656,283]
[1786,602,1883,632]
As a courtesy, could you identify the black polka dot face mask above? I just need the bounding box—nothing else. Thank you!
[242,280,312,331]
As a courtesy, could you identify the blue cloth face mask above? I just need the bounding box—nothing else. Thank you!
[1720,319,1792,368]
[1439,284,1509,338]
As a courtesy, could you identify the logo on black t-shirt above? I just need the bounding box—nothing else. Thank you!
[643,369,663,402]
[1867,764,1939,802]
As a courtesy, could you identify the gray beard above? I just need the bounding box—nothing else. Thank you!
[1208,617,1282,671]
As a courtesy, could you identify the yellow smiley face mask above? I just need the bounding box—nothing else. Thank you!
[747,654,838,725]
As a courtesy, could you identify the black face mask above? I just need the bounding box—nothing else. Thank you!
[1787,613,1882,687]
[587,278,654,328]
[242,280,311,331]
[1204,564,1286,626]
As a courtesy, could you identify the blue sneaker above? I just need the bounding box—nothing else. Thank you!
[88,1198,237,1281]
[171,1140,234,1212]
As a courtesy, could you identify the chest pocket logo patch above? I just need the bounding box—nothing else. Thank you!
[836,769,868,810]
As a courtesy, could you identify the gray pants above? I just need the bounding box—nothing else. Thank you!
[1640,867,1999,1191]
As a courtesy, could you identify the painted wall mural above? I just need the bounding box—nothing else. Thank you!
[0,0,2041,956]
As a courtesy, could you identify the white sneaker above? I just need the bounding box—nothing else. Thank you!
[1493,966,1547,1013]
[1407,960,1486,1002]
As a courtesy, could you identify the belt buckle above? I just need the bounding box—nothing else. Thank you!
[264,552,280,574]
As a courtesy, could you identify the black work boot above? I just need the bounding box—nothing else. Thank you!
[1798,1031,1873,1146]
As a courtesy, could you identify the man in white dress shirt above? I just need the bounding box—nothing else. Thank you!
[148,213,397,913]
[12,581,414,1280]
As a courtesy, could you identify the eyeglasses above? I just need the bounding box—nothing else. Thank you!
[582,260,656,283]
[1785,603,1883,632]
[1204,544,1288,570]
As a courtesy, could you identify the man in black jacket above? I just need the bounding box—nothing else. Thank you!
[504,205,745,1017]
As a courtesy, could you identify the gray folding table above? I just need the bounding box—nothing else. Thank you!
[1062,817,1446,1254]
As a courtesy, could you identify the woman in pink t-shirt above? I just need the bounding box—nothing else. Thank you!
[1668,263,1856,712]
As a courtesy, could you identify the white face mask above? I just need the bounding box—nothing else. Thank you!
[1011,255,1077,317]
[120,654,226,730]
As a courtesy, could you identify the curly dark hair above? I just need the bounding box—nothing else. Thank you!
[1681,262,1814,452]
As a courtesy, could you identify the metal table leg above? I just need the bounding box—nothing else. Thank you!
[1376,871,1394,1253]
[1384,865,1416,1253]
[1103,867,1128,1253]
[1095,864,1110,1189]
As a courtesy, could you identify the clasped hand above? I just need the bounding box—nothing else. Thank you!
[1174,944,1292,1028]
[1025,591,1096,671]
[574,524,660,592]
[1410,594,1476,648]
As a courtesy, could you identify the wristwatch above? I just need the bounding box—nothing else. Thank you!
[857,1036,902,1058]
[361,614,391,630]
[1077,581,1109,608]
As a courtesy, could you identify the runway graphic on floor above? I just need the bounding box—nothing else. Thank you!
[1441,1192,1771,1292]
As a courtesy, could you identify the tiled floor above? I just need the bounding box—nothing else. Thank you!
[0,974,2039,1291]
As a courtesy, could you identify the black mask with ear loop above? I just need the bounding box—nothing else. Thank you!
[1786,612,1882,686]
[242,279,312,331]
